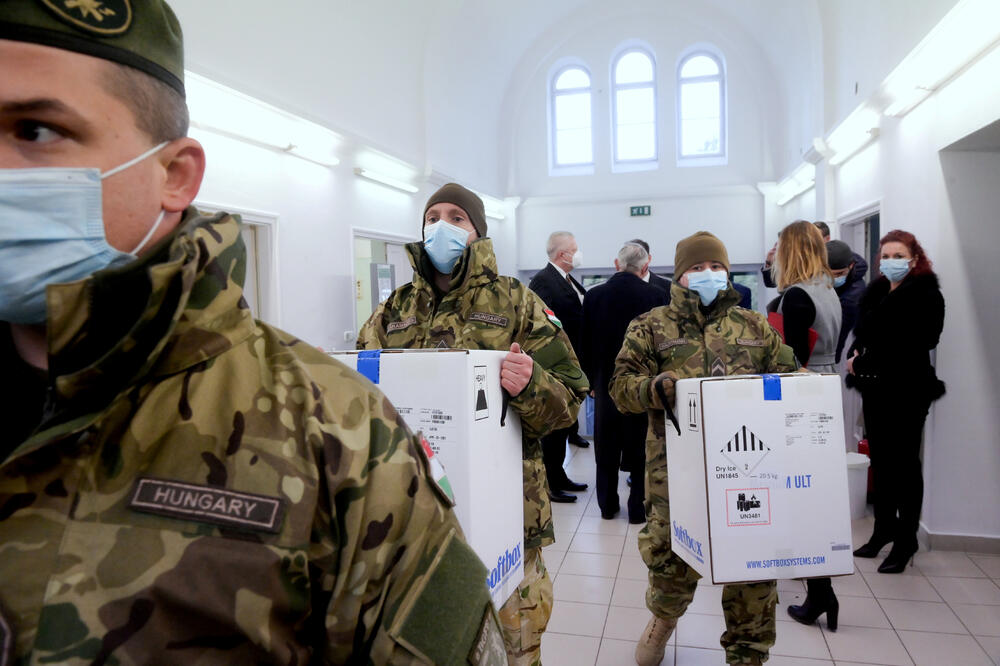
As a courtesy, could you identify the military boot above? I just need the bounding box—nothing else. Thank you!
[634,615,676,666]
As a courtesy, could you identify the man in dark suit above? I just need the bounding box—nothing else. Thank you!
[581,242,668,522]
[629,239,671,303]
[529,232,589,502]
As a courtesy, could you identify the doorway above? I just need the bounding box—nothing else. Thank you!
[352,230,417,338]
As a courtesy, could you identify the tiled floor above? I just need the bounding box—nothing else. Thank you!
[539,443,1000,665]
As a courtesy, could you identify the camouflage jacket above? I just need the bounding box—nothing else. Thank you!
[610,282,797,446]
[357,239,588,549]
[0,209,501,666]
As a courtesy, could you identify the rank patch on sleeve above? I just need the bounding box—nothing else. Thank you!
[128,478,285,533]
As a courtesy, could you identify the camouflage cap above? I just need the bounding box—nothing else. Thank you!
[423,183,488,240]
[0,0,185,95]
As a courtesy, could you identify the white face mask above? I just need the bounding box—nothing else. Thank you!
[571,249,583,269]
[0,142,169,324]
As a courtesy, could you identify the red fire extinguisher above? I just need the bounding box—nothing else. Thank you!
[858,439,874,500]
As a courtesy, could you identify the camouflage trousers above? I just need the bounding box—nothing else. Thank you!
[498,547,552,666]
[639,449,776,664]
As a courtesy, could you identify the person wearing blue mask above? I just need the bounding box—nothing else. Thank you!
[826,240,866,363]
[847,230,945,574]
[610,231,797,666]
[358,182,588,665]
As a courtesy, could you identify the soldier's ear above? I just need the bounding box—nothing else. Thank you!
[159,137,206,213]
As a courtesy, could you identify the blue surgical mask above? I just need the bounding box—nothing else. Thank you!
[880,258,911,283]
[0,142,169,324]
[423,221,469,274]
[833,275,847,288]
[686,269,729,306]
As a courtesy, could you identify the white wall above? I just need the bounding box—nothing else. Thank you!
[833,44,1000,542]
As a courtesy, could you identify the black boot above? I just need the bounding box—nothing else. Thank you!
[853,532,893,558]
[787,578,839,631]
[878,542,917,574]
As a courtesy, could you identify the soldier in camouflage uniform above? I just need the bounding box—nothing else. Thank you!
[358,183,589,666]
[609,232,797,666]
[0,4,502,664]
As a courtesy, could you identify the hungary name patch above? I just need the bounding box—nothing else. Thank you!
[129,478,285,533]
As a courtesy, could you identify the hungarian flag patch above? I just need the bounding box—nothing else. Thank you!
[543,307,562,328]
[420,437,455,506]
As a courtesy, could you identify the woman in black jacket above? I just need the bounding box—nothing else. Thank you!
[848,230,945,573]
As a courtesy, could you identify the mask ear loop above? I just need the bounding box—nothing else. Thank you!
[130,209,167,255]
[100,142,170,180]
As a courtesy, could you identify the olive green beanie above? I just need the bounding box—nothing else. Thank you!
[674,231,730,279]
[422,183,487,240]
[0,0,185,95]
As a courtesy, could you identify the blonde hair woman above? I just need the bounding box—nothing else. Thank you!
[770,220,844,631]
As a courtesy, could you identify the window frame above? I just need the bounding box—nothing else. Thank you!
[611,45,658,172]
[549,63,595,175]
[676,47,728,167]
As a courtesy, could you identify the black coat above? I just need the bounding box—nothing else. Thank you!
[834,268,866,362]
[647,271,672,303]
[848,272,945,400]
[581,272,667,468]
[529,263,585,351]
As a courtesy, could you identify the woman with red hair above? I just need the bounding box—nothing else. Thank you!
[847,230,945,573]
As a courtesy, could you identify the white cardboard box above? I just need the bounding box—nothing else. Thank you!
[330,349,524,607]
[667,373,854,583]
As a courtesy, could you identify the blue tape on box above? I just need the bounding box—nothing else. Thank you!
[357,350,381,384]
[762,374,782,401]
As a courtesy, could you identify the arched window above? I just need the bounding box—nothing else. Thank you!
[612,48,657,164]
[550,66,593,168]
[677,50,726,162]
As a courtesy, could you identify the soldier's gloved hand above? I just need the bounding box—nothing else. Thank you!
[502,342,533,396]
[647,371,678,409]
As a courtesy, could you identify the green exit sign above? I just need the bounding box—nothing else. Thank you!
[630,205,651,216]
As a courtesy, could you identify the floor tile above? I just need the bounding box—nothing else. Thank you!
[541,632,600,666]
[610,577,649,609]
[551,512,583,534]
[776,578,807,593]
[897,629,992,666]
[832,572,874,598]
[971,555,1000,579]
[914,550,987,578]
[597,637,674,666]
[553,573,615,605]
[559,552,621,577]
[824,626,913,665]
[879,599,967,633]
[618,555,649,581]
[622,534,641,558]
[569,532,626,555]
[973,635,1000,665]
[545,549,566,576]
[834,594,892,628]
[769,657,833,665]
[686,582,724,616]
[673,645,728,665]
[927,576,1000,605]
[771,618,833,659]
[675,612,726,650]
[864,573,941,602]
[602,605,668,642]
[548,530,576,552]
[577,516,629,536]
[546,600,609,637]
[951,603,1000,637]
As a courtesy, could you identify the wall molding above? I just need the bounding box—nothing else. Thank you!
[520,184,760,208]
[919,525,1000,555]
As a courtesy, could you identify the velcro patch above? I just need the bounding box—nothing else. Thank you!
[468,312,510,328]
[387,316,417,333]
[737,338,765,347]
[657,338,687,351]
[469,607,507,666]
[129,478,285,533]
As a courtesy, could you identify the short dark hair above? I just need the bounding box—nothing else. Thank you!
[101,61,189,143]
[813,221,831,237]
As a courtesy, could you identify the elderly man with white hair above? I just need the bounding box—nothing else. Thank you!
[579,241,667,521]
